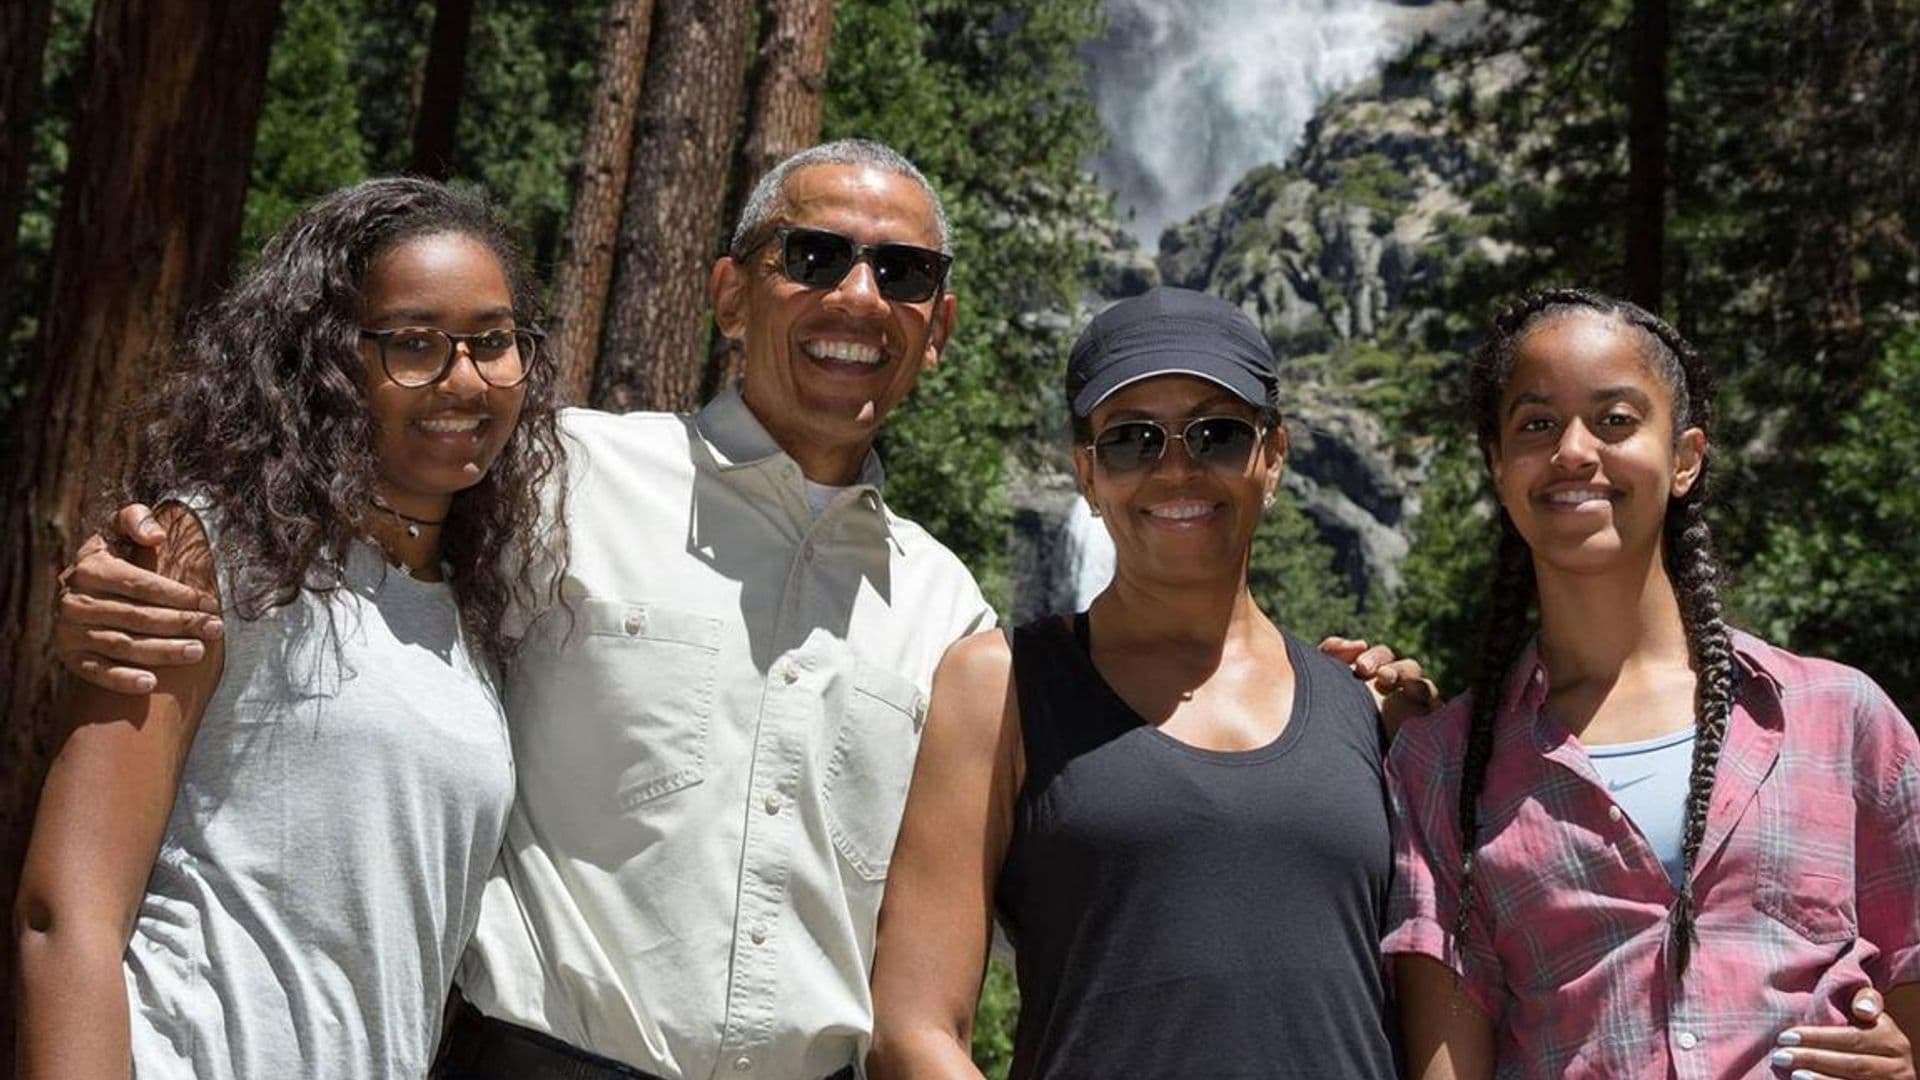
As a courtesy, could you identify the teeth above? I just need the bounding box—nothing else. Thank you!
[806,340,885,366]
[418,417,483,433]
[1148,502,1213,520]
[1545,488,1612,505]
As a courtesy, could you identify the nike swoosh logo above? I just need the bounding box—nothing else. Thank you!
[1607,774,1654,792]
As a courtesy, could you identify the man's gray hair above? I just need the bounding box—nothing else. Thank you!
[727,138,953,259]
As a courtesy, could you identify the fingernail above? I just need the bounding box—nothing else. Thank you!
[133,673,156,692]
[1858,996,1882,1017]
[1770,1049,1794,1067]
[205,618,225,638]
[1792,1070,1815,1080]
[182,641,205,661]
[1774,1030,1801,1047]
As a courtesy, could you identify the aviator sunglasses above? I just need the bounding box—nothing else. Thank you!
[1087,415,1266,475]
[770,226,953,303]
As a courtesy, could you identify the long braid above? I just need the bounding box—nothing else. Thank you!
[1623,306,1736,978]
[1452,515,1536,948]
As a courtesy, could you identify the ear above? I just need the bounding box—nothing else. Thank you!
[710,256,749,341]
[1263,422,1288,500]
[1071,443,1097,507]
[921,291,957,371]
[1671,426,1706,497]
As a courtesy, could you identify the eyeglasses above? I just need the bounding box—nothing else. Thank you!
[769,226,952,303]
[1086,415,1265,475]
[358,326,540,389]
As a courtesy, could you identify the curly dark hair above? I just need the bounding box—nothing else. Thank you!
[120,176,568,666]
[1453,287,1731,977]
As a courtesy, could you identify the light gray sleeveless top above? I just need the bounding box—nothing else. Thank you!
[123,523,514,1079]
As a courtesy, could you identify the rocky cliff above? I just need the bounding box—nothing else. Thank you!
[1014,6,1519,617]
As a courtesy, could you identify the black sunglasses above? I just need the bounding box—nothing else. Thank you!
[1087,415,1265,475]
[770,226,952,303]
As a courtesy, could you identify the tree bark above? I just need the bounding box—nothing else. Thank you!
[0,0,280,1053]
[737,0,834,190]
[408,0,475,180]
[1625,0,1668,312]
[0,0,56,347]
[552,0,658,406]
[594,0,755,413]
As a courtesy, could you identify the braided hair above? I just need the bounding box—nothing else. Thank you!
[1456,288,1735,978]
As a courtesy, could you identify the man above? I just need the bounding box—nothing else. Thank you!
[49,140,1426,1078]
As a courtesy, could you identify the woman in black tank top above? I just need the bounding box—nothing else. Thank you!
[868,288,1426,1079]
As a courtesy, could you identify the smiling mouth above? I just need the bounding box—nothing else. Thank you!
[802,339,886,367]
[415,417,485,434]
[1145,500,1217,522]
[1540,487,1616,508]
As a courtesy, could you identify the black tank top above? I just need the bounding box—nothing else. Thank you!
[993,614,1398,1080]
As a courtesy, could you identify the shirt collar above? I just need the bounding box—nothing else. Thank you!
[1504,627,1785,753]
[693,382,897,542]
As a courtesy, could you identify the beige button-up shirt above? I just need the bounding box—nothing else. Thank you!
[457,387,996,1079]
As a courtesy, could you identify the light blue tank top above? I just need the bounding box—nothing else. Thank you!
[123,511,514,1080]
[1586,726,1697,890]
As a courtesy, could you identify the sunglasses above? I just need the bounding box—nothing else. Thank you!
[1087,415,1265,475]
[771,226,953,303]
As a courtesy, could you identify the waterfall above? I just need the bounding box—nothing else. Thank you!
[1086,0,1413,244]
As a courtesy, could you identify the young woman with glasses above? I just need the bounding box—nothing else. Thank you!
[14,177,567,1078]
[866,287,1410,1079]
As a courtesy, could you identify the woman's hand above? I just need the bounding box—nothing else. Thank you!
[1770,987,1916,1080]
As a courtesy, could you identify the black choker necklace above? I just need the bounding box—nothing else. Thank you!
[371,495,447,539]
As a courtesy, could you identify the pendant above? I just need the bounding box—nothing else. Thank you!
[406,523,420,539]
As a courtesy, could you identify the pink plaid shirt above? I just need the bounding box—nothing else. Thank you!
[1384,630,1920,1079]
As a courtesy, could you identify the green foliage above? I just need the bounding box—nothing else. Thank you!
[1384,439,1494,696]
[825,0,1109,611]
[1248,486,1362,643]
[971,957,1019,1077]
[1738,332,1920,712]
[243,0,370,257]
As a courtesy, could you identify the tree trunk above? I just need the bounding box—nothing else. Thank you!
[0,0,56,347]
[1625,0,1668,312]
[408,0,475,180]
[551,0,658,405]
[0,0,280,1053]
[737,0,834,189]
[594,0,755,413]
[698,0,835,402]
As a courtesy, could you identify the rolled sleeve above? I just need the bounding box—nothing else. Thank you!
[1851,676,1920,989]
[1382,703,1504,1020]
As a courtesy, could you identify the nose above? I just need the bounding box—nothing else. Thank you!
[437,341,489,397]
[823,256,889,317]
[1550,418,1600,469]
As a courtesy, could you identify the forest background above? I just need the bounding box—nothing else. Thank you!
[0,0,1916,1069]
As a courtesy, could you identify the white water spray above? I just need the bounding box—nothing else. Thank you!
[1087,0,1412,244]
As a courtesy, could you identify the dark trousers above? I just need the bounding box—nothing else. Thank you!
[432,998,857,1080]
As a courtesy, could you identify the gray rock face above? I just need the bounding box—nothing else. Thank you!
[1009,5,1516,618]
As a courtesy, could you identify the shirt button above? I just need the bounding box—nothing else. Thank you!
[623,613,643,635]
[1676,1030,1698,1051]
[733,1056,753,1072]
[1607,805,1624,823]
[763,794,780,815]
[781,665,799,684]
[750,924,767,944]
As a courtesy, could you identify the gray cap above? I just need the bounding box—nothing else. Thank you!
[1065,286,1278,416]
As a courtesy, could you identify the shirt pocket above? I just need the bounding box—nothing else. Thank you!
[821,661,927,881]
[1754,779,1858,944]
[579,598,723,810]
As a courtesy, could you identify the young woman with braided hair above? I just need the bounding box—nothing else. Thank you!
[1386,289,1920,1079]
